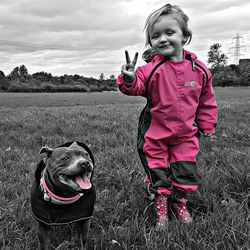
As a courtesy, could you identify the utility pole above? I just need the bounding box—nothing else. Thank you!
[229,33,246,64]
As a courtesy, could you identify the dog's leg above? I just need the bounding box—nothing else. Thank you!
[37,221,50,250]
[77,219,90,250]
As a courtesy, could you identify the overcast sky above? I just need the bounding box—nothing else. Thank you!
[0,0,249,78]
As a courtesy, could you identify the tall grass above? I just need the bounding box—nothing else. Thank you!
[0,89,249,249]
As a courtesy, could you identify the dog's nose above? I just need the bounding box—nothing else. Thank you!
[79,160,91,168]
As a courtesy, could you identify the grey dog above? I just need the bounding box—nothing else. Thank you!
[30,141,96,250]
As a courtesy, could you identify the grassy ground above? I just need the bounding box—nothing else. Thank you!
[0,88,249,249]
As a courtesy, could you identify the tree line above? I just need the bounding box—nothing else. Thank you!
[0,43,250,92]
[0,66,117,92]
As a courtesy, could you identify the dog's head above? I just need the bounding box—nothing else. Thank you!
[40,142,94,192]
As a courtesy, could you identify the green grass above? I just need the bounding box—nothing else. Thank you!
[0,88,249,249]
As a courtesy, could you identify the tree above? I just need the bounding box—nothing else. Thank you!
[0,70,10,90]
[239,70,250,86]
[207,43,228,72]
[19,65,28,77]
[109,74,116,80]
[99,73,105,82]
[32,71,52,82]
[239,61,250,86]
[8,65,29,81]
[0,70,5,78]
[9,66,20,80]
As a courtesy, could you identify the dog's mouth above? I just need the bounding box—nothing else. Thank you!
[59,172,92,191]
[75,175,92,189]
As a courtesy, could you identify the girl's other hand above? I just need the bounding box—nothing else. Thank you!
[121,50,138,83]
[204,134,217,141]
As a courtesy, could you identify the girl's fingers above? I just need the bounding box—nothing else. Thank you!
[121,64,130,75]
[121,64,127,75]
[125,50,139,65]
[121,64,126,71]
[125,50,131,64]
[132,52,138,66]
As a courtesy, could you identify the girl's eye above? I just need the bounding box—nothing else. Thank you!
[166,30,174,35]
[151,34,159,39]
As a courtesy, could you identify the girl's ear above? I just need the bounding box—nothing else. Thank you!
[182,37,188,45]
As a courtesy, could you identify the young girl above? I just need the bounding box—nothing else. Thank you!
[117,4,217,230]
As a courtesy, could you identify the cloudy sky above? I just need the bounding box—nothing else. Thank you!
[0,0,249,78]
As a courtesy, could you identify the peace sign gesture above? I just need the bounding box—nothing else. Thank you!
[121,50,138,83]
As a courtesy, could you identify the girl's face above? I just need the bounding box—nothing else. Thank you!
[150,14,186,61]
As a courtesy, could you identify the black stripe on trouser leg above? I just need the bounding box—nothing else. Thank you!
[137,136,172,194]
[147,167,172,193]
[137,99,172,194]
[170,161,201,185]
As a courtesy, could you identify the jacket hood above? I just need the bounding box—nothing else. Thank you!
[142,49,158,63]
[184,50,197,61]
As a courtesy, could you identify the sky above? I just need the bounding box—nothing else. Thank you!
[0,0,250,79]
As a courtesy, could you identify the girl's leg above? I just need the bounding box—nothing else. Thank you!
[138,136,172,196]
[137,129,172,229]
[168,137,201,223]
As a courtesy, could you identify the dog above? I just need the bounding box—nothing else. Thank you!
[30,141,96,250]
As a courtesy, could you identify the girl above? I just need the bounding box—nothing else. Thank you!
[117,4,217,230]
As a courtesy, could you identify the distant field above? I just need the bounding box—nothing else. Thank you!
[0,87,249,108]
[0,91,145,108]
[0,87,249,250]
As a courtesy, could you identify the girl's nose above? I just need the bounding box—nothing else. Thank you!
[159,34,168,43]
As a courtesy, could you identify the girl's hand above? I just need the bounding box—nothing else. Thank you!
[121,50,138,83]
[204,134,217,141]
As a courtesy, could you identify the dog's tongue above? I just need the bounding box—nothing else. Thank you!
[75,176,92,190]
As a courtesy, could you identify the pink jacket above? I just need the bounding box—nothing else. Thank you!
[117,50,217,138]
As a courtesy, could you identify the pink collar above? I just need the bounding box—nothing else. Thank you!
[40,170,82,205]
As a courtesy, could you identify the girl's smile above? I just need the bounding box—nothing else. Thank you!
[150,15,186,61]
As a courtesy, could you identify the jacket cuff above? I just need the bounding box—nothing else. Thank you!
[117,74,136,87]
[202,128,215,135]
[198,122,216,135]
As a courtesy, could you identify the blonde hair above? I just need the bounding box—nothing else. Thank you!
[144,4,192,47]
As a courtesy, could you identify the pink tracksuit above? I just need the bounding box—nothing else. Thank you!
[117,50,217,195]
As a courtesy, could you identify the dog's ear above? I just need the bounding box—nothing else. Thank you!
[39,146,53,163]
[85,139,91,147]
[69,142,79,148]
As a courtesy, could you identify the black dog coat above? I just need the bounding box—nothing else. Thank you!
[30,141,96,225]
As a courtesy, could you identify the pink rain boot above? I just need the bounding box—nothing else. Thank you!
[155,194,168,231]
[173,198,193,223]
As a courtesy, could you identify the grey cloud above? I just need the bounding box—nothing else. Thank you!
[1,0,250,77]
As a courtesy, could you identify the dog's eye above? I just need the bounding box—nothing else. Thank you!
[80,152,89,157]
[62,155,70,160]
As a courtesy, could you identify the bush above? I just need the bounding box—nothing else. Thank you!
[0,76,10,91]
[239,71,250,86]
[7,81,30,92]
[89,85,101,92]
[7,81,45,92]
[212,66,239,87]
[5,79,116,92]
[55,85,88,92]
[7,82,90,93]
[99,85,117,92]
[42,83,57,92]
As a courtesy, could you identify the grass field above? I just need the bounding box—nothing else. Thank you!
[0,88,249,249]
